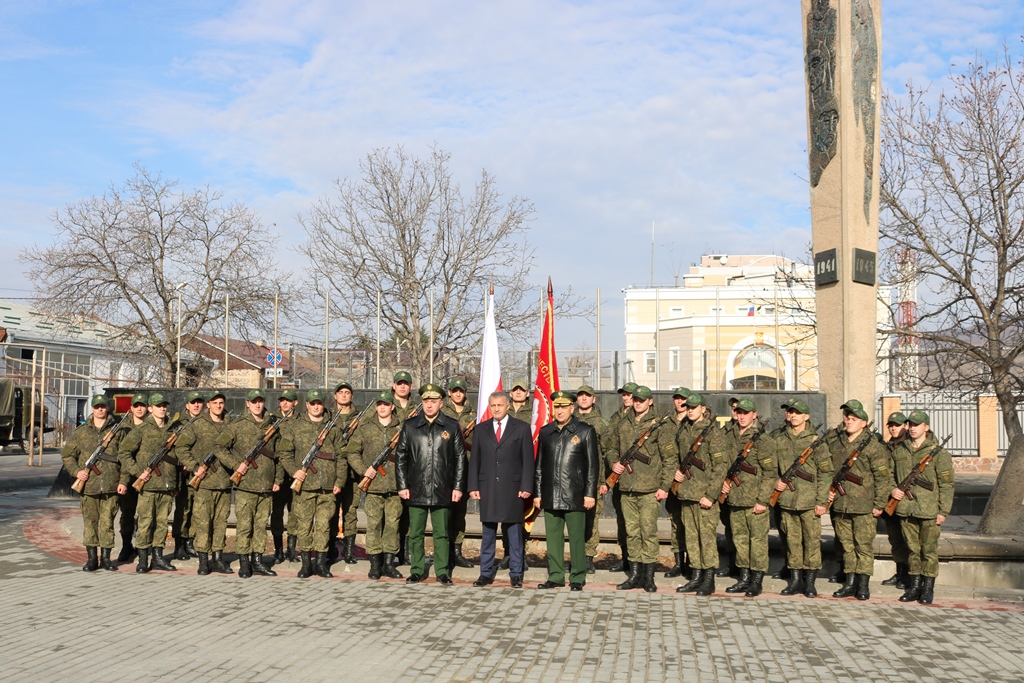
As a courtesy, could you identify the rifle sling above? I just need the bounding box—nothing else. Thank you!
[913,476,934,491]
[737,461,757,475]
[793,468,814,482]
[161,453,179,467]
[97,452,119,464]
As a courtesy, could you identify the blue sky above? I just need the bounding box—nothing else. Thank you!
[2,0,1022,350]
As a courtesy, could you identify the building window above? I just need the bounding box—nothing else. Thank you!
[668,306,684,317]
[709,306,724,315]
[737,305,753,315]
[669,348,680,372]
[644,352,656,374]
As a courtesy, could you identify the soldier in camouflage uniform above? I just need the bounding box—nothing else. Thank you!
[827,399,892,601]
[330,381,365,565]
[889,410,954,605]
[767,399,832,597]
[880,411,911,589]
[279,388,347,579]
[673,393,728,596]
[170,390,205,561]
[662,387,690,578]
[442,378,477,570]
[574,385,607,575]
[215,389,283,579]
[118,393,178,573]
[271,387,300,563]
[507,380,533,424]
[348,391,405,580]
[719,399,775,596]
[607,385,675,592]
[391,371,415,421]
[62,394,127,572]
[174,390,232,575]
[115,392,149,563]
[604,381,638,572]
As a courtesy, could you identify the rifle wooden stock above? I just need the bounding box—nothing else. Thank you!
[884,434,952,515]
[607,415,667,490]
[132,413,202,492]
[230,416,281,485]
[360,428,403,492]
[71,412,132,493]
[718,420,770,504]
[769,422,833,507]
[825,423,876,510]
[188,464,208,489]
[292,412,345,494]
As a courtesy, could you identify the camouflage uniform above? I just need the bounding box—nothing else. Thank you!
[674,414,728,570]
[508,398,533,424]
[891,433,954,579]
[721,423,775,573]
[118,415,177,551]
[271,408,300,550]
[175,412,233,554]
[882,434,911,568]
[116,413,148,557]
[441,398,476,550]
[663,411,688,556]
[346,415,403,555]
[603,405,633,563]
[828,431,892,576]
[214,411,282,555]
[62,415,123,550]
[330,404,365,545]
[575,405,609,558]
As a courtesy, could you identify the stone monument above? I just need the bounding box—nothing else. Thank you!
[803,0,881,418]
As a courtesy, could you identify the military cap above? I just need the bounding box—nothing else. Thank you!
[735,398,757,413]
[906,409,930,425]
[333,381,353,393]
[886,411,908,426]
[305,388,327,403]
[148,392,168,406]
[279,388,298,401]
[90,394,110,408]
[373,391,395,405]
[131,392,148,406]
[418,383,445,400]
[208,390,226,401]
[671,386,691,399]
[618,382,639,395]
[448,378,468,392]
[550,389,576,407]
[393,371,413,384]
[840,399,869,421]
[576,385,596,396]
[246,388,266,402]
[186,390,205,403]
[781,398,810,414]
[728,396,740,407]
[686,393,706,407]
[510,380,529,392]
[632,385,653,401]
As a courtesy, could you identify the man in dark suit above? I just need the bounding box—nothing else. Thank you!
[469,390,535,588]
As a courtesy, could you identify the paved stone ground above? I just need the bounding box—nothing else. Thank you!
[2,489,1024,682]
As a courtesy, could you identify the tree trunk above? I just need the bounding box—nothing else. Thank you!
[978,434,1024,535]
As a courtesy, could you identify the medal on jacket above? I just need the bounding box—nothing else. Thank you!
[441,431,450,440]
[571,436,580,445]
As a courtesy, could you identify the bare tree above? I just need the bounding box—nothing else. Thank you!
[879,45,1024,534]
[21,164,287,386]
[298,145,589,382]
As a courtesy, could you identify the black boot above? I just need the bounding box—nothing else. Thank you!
[616,562,642,590]
[881,562,906,586]
[314,551,333,578]
[273,534,285,563]
[726,568,752,593]
[695,568,716,596]
[899,575,922,602]
[498,555,511,571]
[453,544,473,568]
[608,558,624,572]
[832,572,857,598]
[664,552,685,578]
[715,557,734,577]
[676,568,704,593]
[185,538,197,558]
[772,565,790,580]
[368,554,382,580]
[343,537,357,564]
[586,556,596,575]
[855,573,871,601]
[918,576,935,604]
[197,552,210,576]
[803,570,819,598]
[135,548,151,574]
[780,569,805,596]
[238,554,252,579]
[211,550,233,574]
[173,536,189,562]
[286,535,298,562]
[643,563,658,593]
[744,571,764,597]
[82,546,99,572]
[297,551,313,578]
[151,547,176,571]
[117,535,136,563]
[382,553,403,579]
[393,537,407,566]
[100,547,117,571]
[828,569,846,584]
[251,552,277,576]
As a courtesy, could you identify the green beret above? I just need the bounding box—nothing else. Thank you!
[906,409,930,426]
[632,385,653,401]
[246,388,266,402]
[131,392,148,406]
[841,399,869,421]
[91,394,110,408]
[781,398,810,415]
[148,392,168,406]
[419,383,445,399]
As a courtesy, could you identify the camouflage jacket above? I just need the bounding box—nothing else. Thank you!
[765,424,833,511]
[827,429,892,514]
[890,432,955,519]
[214,410,282,494]
[576,408,610,479]
[508,398,533,425]
[278,413,348,492]
[118,415,178,492]
[174,411,233,490]
[674,413,728,502]
[346,415,402,494]
[441,400,476,451]
[607,410,676,494]
[61,415,125,495]
[722,421,776,508]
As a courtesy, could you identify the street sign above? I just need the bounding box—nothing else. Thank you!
[266,349,283,367]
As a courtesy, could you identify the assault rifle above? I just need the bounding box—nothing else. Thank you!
[338,403,374,448]
[291,410,345,493]
[132,412,204,492]
[186,412,232,489]
[825,422,877,510]
[357,404,421,492]
[229,415,282,485]
[883,434,952,516]
[71,411,132,494]
[717,419,771,504]
[606,414,672,489]
[670,418,718,495]
[768,422,832,507]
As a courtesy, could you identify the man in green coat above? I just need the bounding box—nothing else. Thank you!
[175,391,233,575]
[62,394,128,571]
[604,381,638,573]
[662,387,691,578]
[442,378,477,570]
[880,411,912,589]
[507,381,533,424]
[331,381,365,565]
[889,410,954,604]
[215,389,282,579]
[279,388,347,578]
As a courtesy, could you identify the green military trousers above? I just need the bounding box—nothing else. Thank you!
[364,492,403,555]
[779,508,822,570]
[621,492,661,564]
[832,511,876,575]
[292,489,335,553]
[192,488,231,553]
[408,505,449,577]
[235,490,273,555]
[728,505,770,573]
[681,500,720,570]
[135,490,173,550]
[545,509,587,584]
[81,492,119,548]
[901,516,941,578]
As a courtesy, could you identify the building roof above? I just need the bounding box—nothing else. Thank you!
[0,300,116,350]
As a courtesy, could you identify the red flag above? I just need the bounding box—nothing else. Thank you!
[530,278,561,451]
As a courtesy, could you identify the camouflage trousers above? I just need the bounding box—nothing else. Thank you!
[449,494,468,546]
[270,477,296,539]
[728,505,770,572]
[584,491,605,557]
[883,511,909,564]
[192,488,232,553]
[901,516,942,578]
[135,490,173,550]
[234,490,273,555]
[779,508,822,570]
[292,489,335,553]
[681,500,720,570]
[81,492,119,548]
[118,484,138,540]
[620,492,660,564]
[664,494,684,554]
[172,476,194,540]
[364,492,403,555]
[832,511,877,575]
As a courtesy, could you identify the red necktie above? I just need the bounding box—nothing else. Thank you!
[495,421,502,443]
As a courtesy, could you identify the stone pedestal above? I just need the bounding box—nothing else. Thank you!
[804,0,881,419]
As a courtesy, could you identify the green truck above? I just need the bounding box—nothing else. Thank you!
[0,378,51,452]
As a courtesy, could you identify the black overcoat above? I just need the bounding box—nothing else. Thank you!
[468,417,535,523]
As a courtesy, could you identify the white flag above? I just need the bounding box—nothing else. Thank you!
[476,289,502,422]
